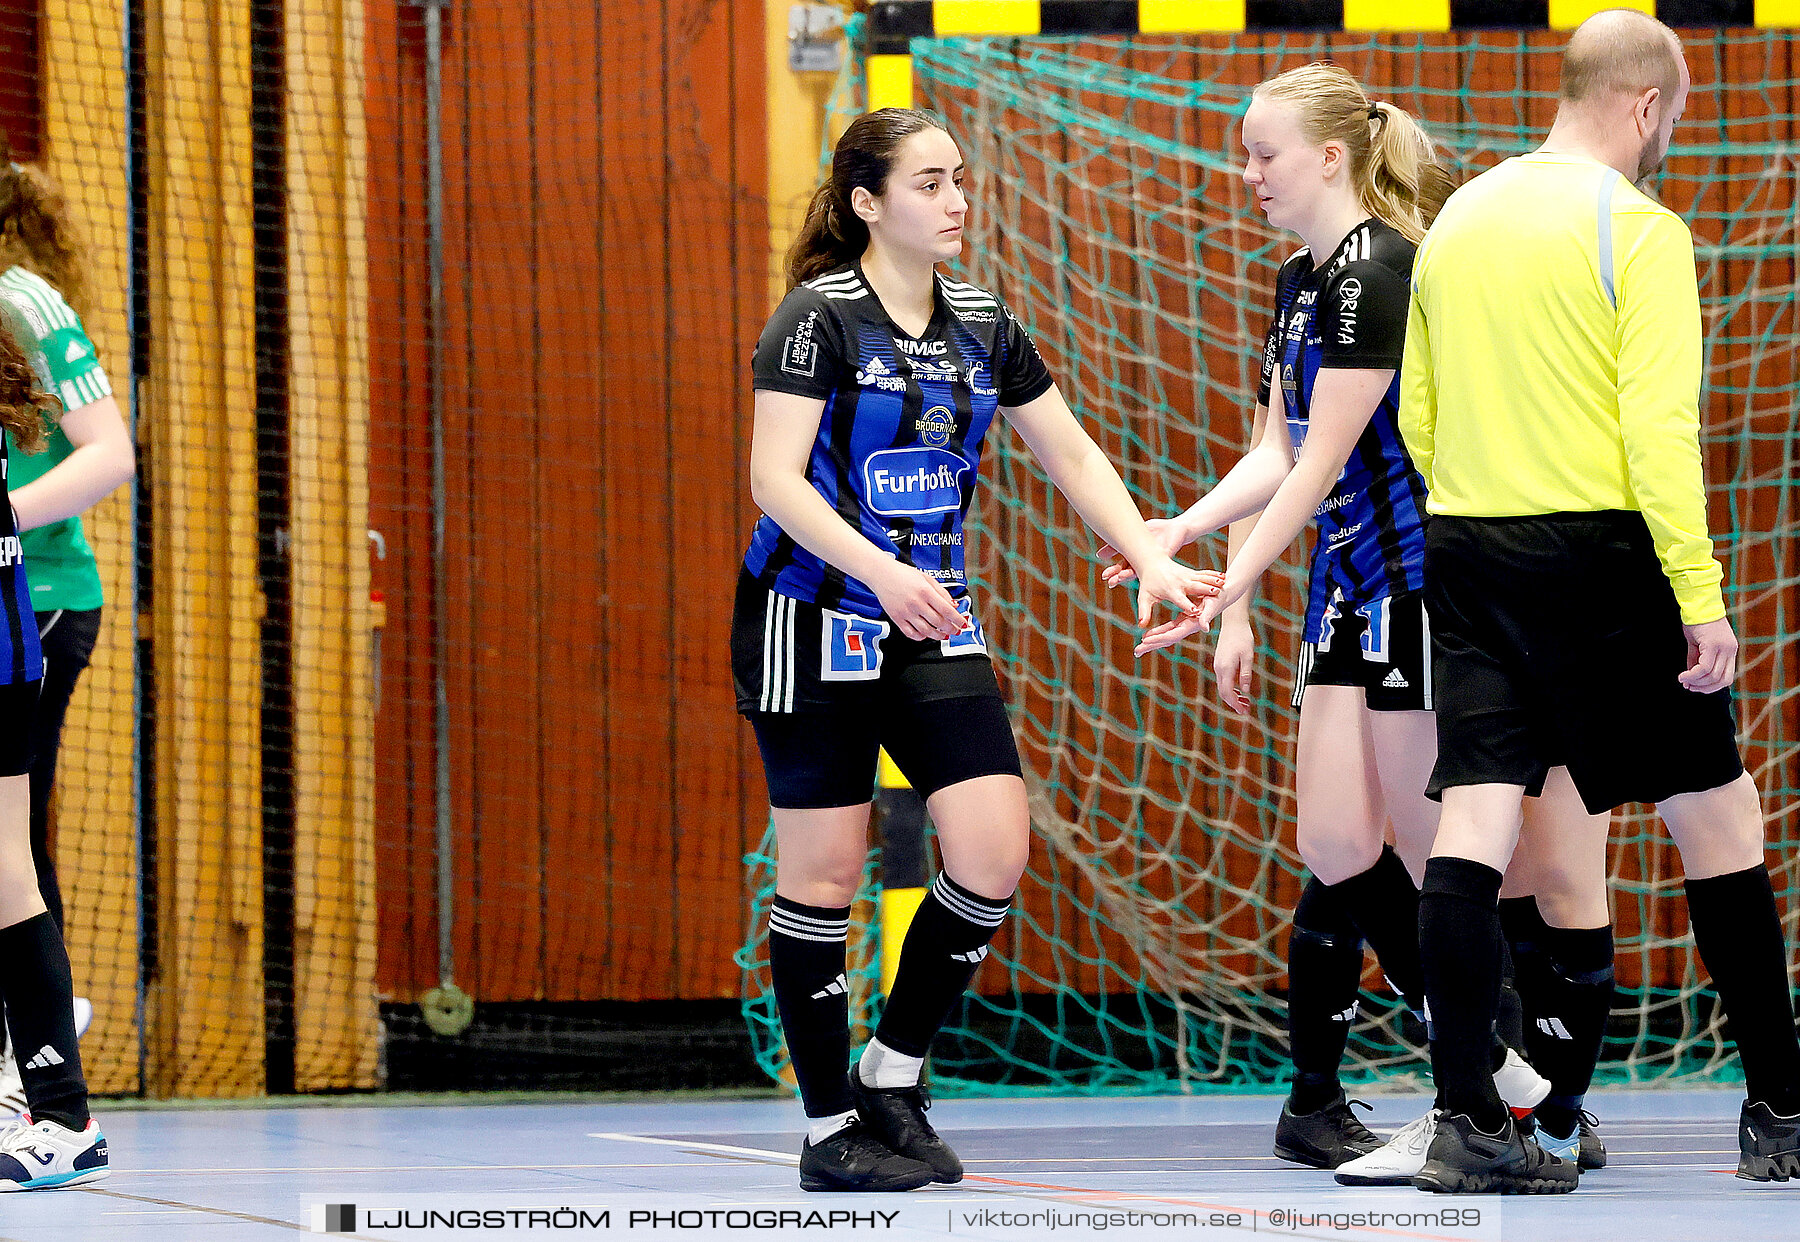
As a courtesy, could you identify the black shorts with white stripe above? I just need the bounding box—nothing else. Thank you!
[730,568,1000,715]
[730,569,1021,808]
[1292,589,1431,713]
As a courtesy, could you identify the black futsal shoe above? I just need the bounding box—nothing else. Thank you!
[1273,1092,1382,1169]
[850,1065,963,1183]
[1738,1100,1800,1181]
[1577,1115,1607,1170]
[1413,1110,1578,1194]
[798,1118,935,1193]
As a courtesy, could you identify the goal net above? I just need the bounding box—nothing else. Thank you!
[742,30,1800,1095]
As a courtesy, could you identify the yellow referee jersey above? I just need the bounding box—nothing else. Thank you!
[1400,152,1724,625]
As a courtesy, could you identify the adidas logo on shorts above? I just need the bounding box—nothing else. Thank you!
[1381,669,1410,689]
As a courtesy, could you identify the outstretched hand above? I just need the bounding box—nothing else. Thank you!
[1129,557,1224,629]
[1133,571,1251,657]
[1100,517,1188,589]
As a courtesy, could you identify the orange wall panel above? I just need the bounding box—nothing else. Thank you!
[367,0,766,1005]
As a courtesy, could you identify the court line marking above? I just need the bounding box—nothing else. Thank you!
[590,1131,799,1165]
[110,1162,736,1175]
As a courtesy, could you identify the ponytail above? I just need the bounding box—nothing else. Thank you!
[784,107,950,290]
[1360,101,1437,244]
[786,179,866,287]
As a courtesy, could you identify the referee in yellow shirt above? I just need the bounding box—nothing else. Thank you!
[1400,10,1800,1191]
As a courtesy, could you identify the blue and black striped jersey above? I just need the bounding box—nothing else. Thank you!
[1257,218,1429,644]
[746,264,1054,620]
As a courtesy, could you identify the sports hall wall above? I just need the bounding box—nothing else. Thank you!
[0,0,1793,1098]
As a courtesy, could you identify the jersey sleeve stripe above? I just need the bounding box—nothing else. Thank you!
[17,276,71,330]
[1597,169,1621,309]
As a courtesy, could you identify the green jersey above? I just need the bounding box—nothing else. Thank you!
[0,265,113,613]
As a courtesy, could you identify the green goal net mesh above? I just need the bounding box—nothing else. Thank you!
[741,31,1800,1096]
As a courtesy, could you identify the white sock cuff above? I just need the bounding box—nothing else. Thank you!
[931,872,1010,929]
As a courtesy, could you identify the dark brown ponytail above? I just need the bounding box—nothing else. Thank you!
[785,107,951,288]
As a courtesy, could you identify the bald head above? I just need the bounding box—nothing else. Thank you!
[1560,10,1684,106]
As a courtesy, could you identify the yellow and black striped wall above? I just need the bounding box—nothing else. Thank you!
[866,0,1798,109]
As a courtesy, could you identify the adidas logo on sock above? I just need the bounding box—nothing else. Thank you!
[24,1045,64,1070]
[810,974,848,1000]
[1381,669,1410,688]
[1536,1016,1573,1040]
[950,947,989,965]
[1331,1003,1359,1023]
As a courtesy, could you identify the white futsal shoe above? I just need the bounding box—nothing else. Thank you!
[1335,1110,1439,1186]
[0,1115,109,1191]
[1494,1047,1552,1114]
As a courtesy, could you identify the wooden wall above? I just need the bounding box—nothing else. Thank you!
[365,0,768,1006]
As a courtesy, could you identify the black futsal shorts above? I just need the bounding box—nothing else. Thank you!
[730,570,1022,808]
[1423,511,1742,814]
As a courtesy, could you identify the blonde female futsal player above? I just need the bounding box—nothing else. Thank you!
[1111,65,1604,1184]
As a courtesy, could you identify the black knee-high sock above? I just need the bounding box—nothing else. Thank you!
[1494,933,1527,1057]
[0,913,87,1130]
[1523,921,1614,1137]
[875,872,1008,1057]
[768,896,854,1119]
[1685,866,1800,1115]
[1327,846,1424,1010]
[1498,897,1546,1048]
[1286,878,1365,1113]
[1420,857,1507,1130]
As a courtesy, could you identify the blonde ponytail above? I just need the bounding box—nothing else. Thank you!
[1361,101,1436,243]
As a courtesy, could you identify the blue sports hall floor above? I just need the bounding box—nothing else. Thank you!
[8,1088,1790,1241]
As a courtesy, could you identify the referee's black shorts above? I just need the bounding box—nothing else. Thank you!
[729,570,1023,809]
[1423,510,1743,815]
